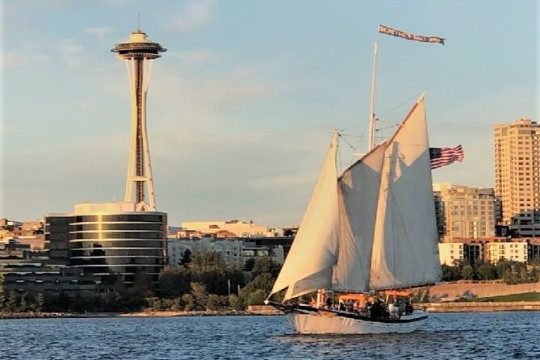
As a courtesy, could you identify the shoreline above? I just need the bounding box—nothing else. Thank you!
[420,301,540,313]
[0,309,280,320]
[2,302,540,319]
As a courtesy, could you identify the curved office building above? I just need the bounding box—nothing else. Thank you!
[45,202,166,284]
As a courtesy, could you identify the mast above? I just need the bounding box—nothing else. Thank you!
[368,42,378,151]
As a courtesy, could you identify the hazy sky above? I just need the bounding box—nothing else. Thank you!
[1,0,538,226]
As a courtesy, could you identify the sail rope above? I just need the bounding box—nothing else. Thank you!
[378,94,418,120]
[338,134,358,151]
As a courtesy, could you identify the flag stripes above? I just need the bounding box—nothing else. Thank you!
[429,145,464,169]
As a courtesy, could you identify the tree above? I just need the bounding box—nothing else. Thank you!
[247,289,267,305]
[239,273,275,305]
[35,292,45,312]
[190,282,208,310]
[190,252,226,272]
[146,297,167,311]
[246,273,274,294]
[461,264,474,280]
[182,294,196,311]
[180,249,192,267]
[69,293,85,313]
[243,258,255,272]
[170,297,184,311]
[228,294,243,311]
[477,263,497,280]
[18,293,28,312]
[132,272,155,298]
[251,257,280,278]
[500,262,527,284]
[158,267,192,298]
[441,264,461,281]
[100,291,123,312]
[206,294,221,311]
[495,261,512,279]
[5,291,18,312]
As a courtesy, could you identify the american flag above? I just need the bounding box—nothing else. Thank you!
[429,145,464,169]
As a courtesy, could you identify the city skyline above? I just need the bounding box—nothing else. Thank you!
[1,0,538,226]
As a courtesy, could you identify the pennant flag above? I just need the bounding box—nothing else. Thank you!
[379,25,445,45]
[430,145,464,169]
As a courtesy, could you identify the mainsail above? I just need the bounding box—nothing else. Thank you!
[369,95,442,289]
[269,131,340,301]
[332,143,386,292]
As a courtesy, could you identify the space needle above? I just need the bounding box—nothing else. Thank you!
[112,27,166,211]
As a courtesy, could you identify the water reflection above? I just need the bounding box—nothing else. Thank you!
[1,313,539,360]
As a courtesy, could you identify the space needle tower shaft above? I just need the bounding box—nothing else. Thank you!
[112,29,166,211]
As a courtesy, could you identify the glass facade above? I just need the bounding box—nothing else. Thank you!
[45,211,167,284]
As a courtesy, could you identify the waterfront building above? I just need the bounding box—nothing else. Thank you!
[463,242,483,264]
[439,238,540,265]
[180,220,272,238]
[433,183,497,241]
[0,239,100,297]
[438,240,484,265]
[494,119,540,237]
[21,220,44,236]
[0,239,33,263]
[438,242,464,265]
[486,240,528,263]
[2,267,101,297]
[0,219,45,250]
[14,235,45,250]
[529,238,540,263]
[167,237,286,268]
[45,202,167,284]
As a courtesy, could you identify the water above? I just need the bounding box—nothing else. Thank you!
[1,312,539,359]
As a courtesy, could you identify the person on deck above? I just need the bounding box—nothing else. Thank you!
[326,296,333,309]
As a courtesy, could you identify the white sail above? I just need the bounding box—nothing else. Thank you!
[370,95,442,290]
[332,143,386,293]
[269,131,340,301]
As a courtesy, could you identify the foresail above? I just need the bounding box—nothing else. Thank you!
[332,143,385,293]
[269,132,340,301]
[370,95,442,290]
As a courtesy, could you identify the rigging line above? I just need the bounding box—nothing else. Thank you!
[339,134,357,151]
[344,125,370,149]
[339,133,367,139]
[377,123,400,131]
[378,94,418,119]
[339,124,363,132]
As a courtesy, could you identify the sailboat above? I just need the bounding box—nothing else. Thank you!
[265,94,442,334]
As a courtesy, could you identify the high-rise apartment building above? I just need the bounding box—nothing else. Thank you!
[494,119,540,236]
[433,183,497,241]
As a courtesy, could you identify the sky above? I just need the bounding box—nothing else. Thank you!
[1,0,538,227]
